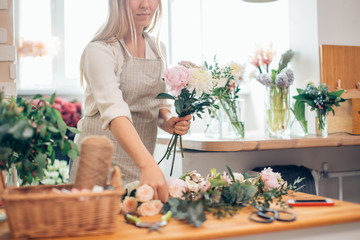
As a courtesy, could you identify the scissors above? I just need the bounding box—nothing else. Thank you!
[249,205,296,223]
[124,211,172,232]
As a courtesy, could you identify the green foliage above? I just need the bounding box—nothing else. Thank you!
[292,83,347,130]
[0,93,80,185]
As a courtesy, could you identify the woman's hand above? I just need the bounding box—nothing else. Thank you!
[139,160,169,203]
[162,115,192,135]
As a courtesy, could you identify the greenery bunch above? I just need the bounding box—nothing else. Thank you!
[0,93,80,185]
[293,83,346,131]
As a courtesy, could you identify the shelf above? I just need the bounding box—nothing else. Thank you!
[157,132,360,152]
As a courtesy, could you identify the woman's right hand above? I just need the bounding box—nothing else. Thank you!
[139,159,169,203]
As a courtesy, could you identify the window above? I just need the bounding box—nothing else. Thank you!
[16,0,107,95]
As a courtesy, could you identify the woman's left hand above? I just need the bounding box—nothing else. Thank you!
[164,115,191,135]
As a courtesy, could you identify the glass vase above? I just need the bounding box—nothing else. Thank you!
[219,98,245,138]
[265,86,290,138]
[204,105,222,138]
[315,110,328,138]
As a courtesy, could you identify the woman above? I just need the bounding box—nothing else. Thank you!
[70,0,191,203]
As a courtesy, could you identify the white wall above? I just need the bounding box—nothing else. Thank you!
[317,0,360,46]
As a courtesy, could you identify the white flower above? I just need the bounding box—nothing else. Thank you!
[41,178,56,185]
[187,68,213,96]
[228,62,246,79]
[233,172,244,183]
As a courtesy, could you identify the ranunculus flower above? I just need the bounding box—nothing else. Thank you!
[260,167,280,191]
[122,196,138,213]
[164,66,189,97]
[137,201,160,216]
[167,177,187,199]
[185,176,200,193]
[136,184,154,202]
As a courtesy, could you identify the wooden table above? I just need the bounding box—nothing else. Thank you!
[1,192,360,240]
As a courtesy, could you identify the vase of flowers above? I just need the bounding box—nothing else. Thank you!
[251,46,295,138]
[205,57,246,138]
[293,83,346,138]
[0,93,80,185]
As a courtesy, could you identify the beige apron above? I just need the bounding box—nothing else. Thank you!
[70,35,165,185]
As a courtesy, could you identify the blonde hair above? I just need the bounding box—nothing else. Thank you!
[80,0,164,86]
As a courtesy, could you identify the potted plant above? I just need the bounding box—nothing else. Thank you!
[0,92,80,185]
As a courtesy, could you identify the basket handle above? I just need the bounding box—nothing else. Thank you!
[110,166,123,191]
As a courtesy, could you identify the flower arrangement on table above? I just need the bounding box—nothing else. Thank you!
[205,56,246,138]
[156,62,215,176]
[0,93,80,185]
[250,45,295,137]
[122,165,304,227]
[292,83,346,137]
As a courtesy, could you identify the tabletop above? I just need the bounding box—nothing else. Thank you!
[1,192,360,240]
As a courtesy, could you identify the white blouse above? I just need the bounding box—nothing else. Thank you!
[81,36,167,130]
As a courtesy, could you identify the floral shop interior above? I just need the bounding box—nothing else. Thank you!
[1,0,360,239]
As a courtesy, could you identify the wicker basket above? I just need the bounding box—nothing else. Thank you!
[0,167,125,239]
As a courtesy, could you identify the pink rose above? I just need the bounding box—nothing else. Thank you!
[152,200,164,213]
[167,177,187,199]
[135,184,154,202]
[137,201,161,216]
[122,196,138,213]
[260,167,280,191]
[164,66,189,96]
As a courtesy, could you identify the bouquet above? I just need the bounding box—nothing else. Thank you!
[205,56,246,138]
[156,62,215,176]
[293,83,346,135]
[163,165,304,227]
[250,46,295,137]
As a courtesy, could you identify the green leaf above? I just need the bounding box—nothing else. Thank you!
[156,93,176,100]
[226,165,236,182]
[68,126,81,134]
[35,153,46,169]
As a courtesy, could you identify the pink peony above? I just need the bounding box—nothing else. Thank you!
[260,167,280,191]
[167,177,188,199]
[164,66,189,96]
[135,184,154,202]
[122,196,138,213]
[137,201,161,216]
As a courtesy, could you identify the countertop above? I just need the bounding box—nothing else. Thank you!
[157,132,360,152]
